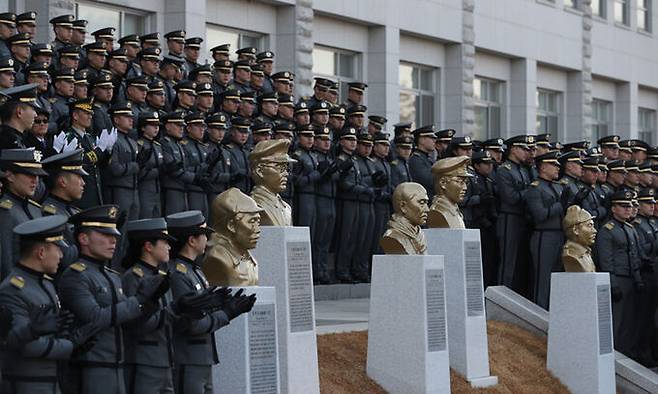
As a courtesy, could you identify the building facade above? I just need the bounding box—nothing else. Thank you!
[5,0,658,143]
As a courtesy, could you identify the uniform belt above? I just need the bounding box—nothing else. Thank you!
[3,374,58,382]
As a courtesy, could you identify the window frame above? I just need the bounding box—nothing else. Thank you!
[398,62,437,128]
[592,0,606,18]
[75,1,150,42]
[638,107,656,144]
[591,99,612,142]
[312,45,362,103]
[637,0,652,32]
[614,0,630,25]
[536,88,561,137]
[473,77,503,140]
[205,24,267,61]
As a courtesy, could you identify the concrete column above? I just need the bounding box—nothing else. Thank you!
[566,71,589,142]
[164,0,207,58]
[367,25,399,125]
[509,58,537,136]
[276,0,314,99]
[615,81,638,139]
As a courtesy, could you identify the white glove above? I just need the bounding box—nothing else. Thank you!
[108,127,118,150]
[52,132,66,153]
[96,129,109,152]
[63,137,78,153]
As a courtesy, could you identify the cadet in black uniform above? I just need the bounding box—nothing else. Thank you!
[257,50,275,94]
[225,117,253,193]
[0,83,40,150]
[7,33,31,86]
[370,132,393,255]
[292,124,319,229]
[342,82,367,111]
[49,15,75,68]
[580,156,607,223]
[0,12,16,59]
[205,113,232,211]
[48,67,76,134]
[390,135,413,188]
[91,73,115,137]
[353,133,376,282]
[160,112,195,215]
[181,112,212,217]
[172,80,196,116]
[434,128,455,160]
[136,112,164,219]
[408,125,437,199]
[228,60,253,94]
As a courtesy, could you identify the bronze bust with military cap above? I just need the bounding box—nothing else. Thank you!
[380,182,429,254]
[562,205,597,272]
[203,188,264,286]
[249,139,296,226]
[427,156,472,228]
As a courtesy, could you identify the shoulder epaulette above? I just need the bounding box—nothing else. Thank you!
[412,151,421,157]
[175,262,187,274]
[0,199,13,210]
[179,139,188,145]
[48,97,57,103]
[43,204,57,215]
[9,276,24,289]
[293,149,303,157]
[502,162,512,170]
[137,139,145,146]
[530,180,539,187]
[70,262,87,272]
[633,218,641,225]
[604,222,615,230]
[132,266,144,278]
[28,199,42,208]
[391,160,398,165]
[559,179,568,185]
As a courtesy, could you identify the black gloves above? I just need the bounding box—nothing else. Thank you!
[573,187,590,206]
[337,159,353,172]
[174,292,216,319]
[611,286,623,302]
[317,160,331,174]
[222,289,257,320]
[162,160,183,174]
[480,191,494,203]
[136,146,153,166]
[560,189,571,209]
[29,306,58,337]
[0,306,12,337]
[371,171,388,187]
[194,173,213,191]
[136,275,169,305]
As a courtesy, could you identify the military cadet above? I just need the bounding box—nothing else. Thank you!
[225,117,253,193]
[446,136,473,158]
[558,150,586,206]
[595,190,644,358]
[236,46,257,62]
[622,160,641,193]
[257,50,275,94]
[25,62,51,114]
[334,127,362,283]
[7,33,31,86]
[140,32,161,50]
[342,82,367,111]
[408,125,437,199]
[164,30,186,73]
[47,67,76,133]
[0,12,16,59]
[525,151,565,308]
[90,73,115,137]
[251,119,272,146]
[534,134,551,156]
[71,19,88,49]
[496,135,532,293]
[158,55,184,111]
[619,140,633,160]
[49,14,74,66]
[118,34,142,79]
[0,83,39,150]
[390,135,413,188]
[31,43,53,67]
[237,91,256,120]
[434,128,455,160]
[580,156,607,224]
[353,132,377,283]
[312,125,338,284]
[228,60,253,94]
[0,56,16,89]
[160,112,194,215]
[273,121,295,141]
[205,113,232,209]
[103,101,141,221]
[0,149,46,279]
[144,80,167,115]
[82,42,107,82]
[0,215,99,394]
[209,43,230,62]
[57,43,81,71]
[183,37,202,71]
[124,76,149,133]
[211,60,232,109]
[292,124,319,230]
[346,105,367,132]
[306,77,330,109]
[217,88,240,119]
[249,64,265,95]
[64,97,108,209]
[367,115,387,136]
[189,64,212,85]
[483,138,504,165]
[58,205,168,394]
[172,80,196,116]
[326,80,340,107]
[633,188,658,365]
[639,161,654,189]
[328,106,346,141]
[194,82,214,114]
[596,135,620,161]
[167,210,255,394]
[181,112,212,217]
[277,93,295,122]
[385,122,410,161]
[138,47,162,84]
[91,27,115,51]
[631,139,650,162]
[310,100,330,127]
[601,159,626,210]
[135,112,164,219]
[370,132,393,255]
[271,71,293,96]
[73,69,89,100]
[294,101,310,127]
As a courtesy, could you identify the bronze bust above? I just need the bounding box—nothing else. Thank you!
[427,156,472,228]
[562,205,597,272]
[249,139,295,226]
[203,188,264,286]
[380,182,429,255]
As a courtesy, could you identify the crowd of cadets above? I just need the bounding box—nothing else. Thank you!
[0,10,656,384]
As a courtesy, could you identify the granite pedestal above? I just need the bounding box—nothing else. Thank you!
[547,273,615,394]
[367,255,451,393]
[424,228,498,387]
[213,286,279,394]
[252,226,320,394]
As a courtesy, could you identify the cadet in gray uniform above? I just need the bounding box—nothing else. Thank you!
[353,133,376,282]
[595,191,645,358]
[160,112,195,215]
[225,117,253,193]
[580,156,608,222]
[0,13,16,59]
[181,112,212,217]
[390,135,413,188]
[136,112,164,218]
[91,73,115,137]
[0,149,46,279]
[408,125,437,199]
[370,132,393,256]
[167,210,256,394]
[525,151,566,309]
[48,67,76,134]
[292,124,319,229]
[0,215,98,394]
[205,113,232,212]
[58,205,168,394]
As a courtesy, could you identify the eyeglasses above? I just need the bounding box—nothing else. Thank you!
[33,119,48,124]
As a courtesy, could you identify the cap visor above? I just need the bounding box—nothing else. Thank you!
[94,227,122,236]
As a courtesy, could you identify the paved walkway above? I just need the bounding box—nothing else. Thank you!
[314,298,369,334]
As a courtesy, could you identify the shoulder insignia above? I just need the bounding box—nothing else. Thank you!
[294,149,303,157]
[132,266,144,278]
[28,199,42,208]
[604,222,615,230]
[633,218,641,225]
[48,97,57,103]
[391,160,398,165]
[9,276,24,289]
[559,179,569,185]
[530,180,539,187]
[0,199,13,210]
[137,139,145,146]
[502,162,512,170]
[412,152,421,157]
[43,204,57,215]
[176,262,187,274]
[180,139,188,145]
[70,262,87,272]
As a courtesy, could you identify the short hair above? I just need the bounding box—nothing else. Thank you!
[19,239,47,260]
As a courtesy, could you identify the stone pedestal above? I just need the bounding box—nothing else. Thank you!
[367,255,451,393]
[252,226,320,394]
[424,228,498,387]
[213,286,279,394]
[547,273,615,394]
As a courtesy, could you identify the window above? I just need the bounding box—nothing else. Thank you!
[614,0,630,25]
[639,108,656,144]
[205,25,266,61]
[592,0,606,17]
[638,0,652,31]
[592,99,612,141]
[536,89,560,137]
[564,0,578,9]
[398,63,436,128]
[312,46,361,102]
[473,78,502,141]
[75,2,148,43]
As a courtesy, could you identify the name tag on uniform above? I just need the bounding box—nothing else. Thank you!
[195,283,202,291]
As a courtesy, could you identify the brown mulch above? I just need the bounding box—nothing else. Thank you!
[317,320,570,393]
